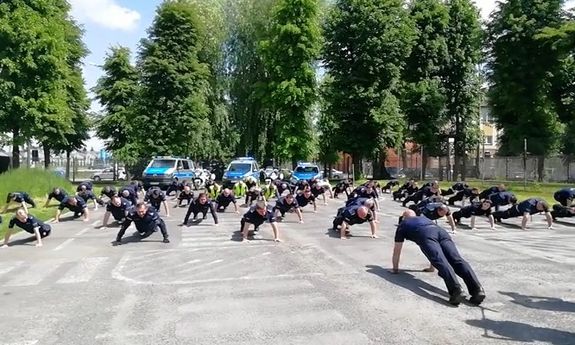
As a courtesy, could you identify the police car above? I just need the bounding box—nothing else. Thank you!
[222,157,260,186]
[142,156,196,190]
[291,162,321,183]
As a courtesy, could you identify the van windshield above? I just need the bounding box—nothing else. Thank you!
[295,166,318,173]
[228,163,252,173]
[150,160,176,168]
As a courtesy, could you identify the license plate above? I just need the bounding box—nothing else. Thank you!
[150,182,160,185]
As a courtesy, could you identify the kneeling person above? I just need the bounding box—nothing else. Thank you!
[2,209,51,247]
[115,203,169,244]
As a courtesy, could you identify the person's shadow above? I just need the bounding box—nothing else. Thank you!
[4,236,37,246]
[466,318,575,344]
[499,291,575,313]
[365,265,453,306]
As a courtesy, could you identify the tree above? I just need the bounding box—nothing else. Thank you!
[401,0,450,178]
[487,0,565,180]
[444,0,482,179]
[135,0,212,158]
[0,0,73,168]
[93,46,140,166]
[317,78,340,172]
[260,0,322,165]
[322,0,415,178]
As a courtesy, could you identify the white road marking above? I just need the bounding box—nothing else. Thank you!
[1,340,39,345]
[91,220,101,226]
[57,257,109,284]
[52,238,75,251]
[74,227,91,236]
[0,261,23,278]
[3,260,66,287]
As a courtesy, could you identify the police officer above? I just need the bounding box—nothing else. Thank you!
[393,180,418,201]
[130,181,145,197]
[182,193,218,225]
[240,201,280,242]
[275,181,294,198]
[54,195,89,223]
[77,188,101,210]
[3,192,36,213]
[311,183,329,205]
[441,182,469,196]
[233,180,248,198]
[391,210,485,306]
[101,195,132,228]
[2,209,51,248]
[296,188,317,212]
[100,185,117,200]
[333,179,352,198]
[406,195,444,214]
[550,204,575,220]
[273,194,303,223]
[332,205,377,240]
[214,189,239,213]
[206,179,221,199]
[293,179,310,194]
[244,176,258,190]
[410,202,456,233]
[115,202,170,245]
[345,197,377,222]
[119,185,139,206]
[382,180,399,193]
[350,185,379,209]
[44,187,68,207]
[478,184,505,200]
[447,187,480,206]
[76,181,94,193]
[244,186,264,207]
[492,198,553,230]
[144,187,170,216]
[452,200,495,230]
[553,187,575,207]
[402,183,440,207]
[261,181,278,201]
[176,185,194,207]
[488,191,517,212]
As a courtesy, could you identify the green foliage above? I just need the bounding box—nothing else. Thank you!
[260,0,322,163]
[487,0,565,157]
[322,0,415,161]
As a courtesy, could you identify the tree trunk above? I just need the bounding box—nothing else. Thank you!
[474,143,481,178]
[461,151,467,181]
[453,153,461,182]
[422,150,429,181]
[537,155,545,182]
[11,127,20,169]
[352,153,362,180]
[372,150,391,180]
[401,144,408,171]
[43,146,51,169]
[438,156,445,181]
[66,151,71,179]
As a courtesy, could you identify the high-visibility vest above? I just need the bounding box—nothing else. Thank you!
[234,182,247,197]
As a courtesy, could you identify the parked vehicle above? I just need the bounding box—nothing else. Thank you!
[142,156,196,190]
[222,157,260,185]
[291,162,321,183]
[91,168,126,181]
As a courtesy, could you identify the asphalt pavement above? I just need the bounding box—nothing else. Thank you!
[0,192,574,345]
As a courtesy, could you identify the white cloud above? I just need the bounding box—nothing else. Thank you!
[474,0,498,19]
[69,0,141,31]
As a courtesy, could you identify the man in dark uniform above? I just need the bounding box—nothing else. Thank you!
[478,184,505,200]
[76,181,94,193]
[176,185,194,207]
[44,187,68,207]
[393,180,418,201]
[452,200,495,230]
[447,187,480,206]
[182,193,218,225]
[441,182,469,196]
[551,204,575,220]
[488,191,517,212]
[215,189,239,213]
[392,210,485,306]
[349,185,380,210]
[492,198,553,230]
[404,202,456,233]
[273,194,303,223]
[345,197,377,222]
[144,187,170,216]
[333,179,352,198]
[244,186,263,207]
[332,205,378,240]
[54,195,89,222]
[119,185,139,206]
[114,202,169,245]
[311,183,329,205]
[130,181,145,197]
[406,195,443,213]
[77,188,101,210]
[101,195,133,227]
[240,201,280,242]
[99,185,117,200]
[2,209,51,247]
[3,192,36,213]
[402,183,440,207]
[275,181,294,198]
[382,180,399,193]
[553,187,575,207]
[296,188,317,212]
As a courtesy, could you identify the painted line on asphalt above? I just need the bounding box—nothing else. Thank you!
[53,238,75,251]
[2,341,39,345]
[74,227,91,236]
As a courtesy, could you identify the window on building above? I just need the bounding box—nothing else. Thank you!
[480,106,491,123]
[485,135,493,145]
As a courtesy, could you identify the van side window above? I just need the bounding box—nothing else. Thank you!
[181,160,190,170]
[177,160,183,170]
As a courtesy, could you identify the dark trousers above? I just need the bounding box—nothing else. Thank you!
[441,188,454,196]
[493,206,521,221]
[393,190,407,201]
[39,225,51,238]
[116,219,168,241]
[22,194,36,208]
[402,193,422,206]
[240,218,263,231]
[419,227,482,295]
[554,195,573,207]
[551,204,574,219]
[448,191,466,205]
[216,201,231,212]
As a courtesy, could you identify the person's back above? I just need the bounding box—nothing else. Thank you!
[395,216,436,245]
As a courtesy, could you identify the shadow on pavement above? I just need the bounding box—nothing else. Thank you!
[552,220,575,227]
[499,291,575,313]
[466,318,575,344]
[496,222,523,230]
[365,265,452,306]
[6,236,37,246]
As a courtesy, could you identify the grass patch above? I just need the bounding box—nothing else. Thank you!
[0,168,76,237]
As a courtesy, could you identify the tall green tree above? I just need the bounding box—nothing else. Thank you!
[0,0,73,168]
[401,0,450,178]
[260,0,322,165]
[487,0,565,180]
[93,46,140,167]
[322,0,415,178]
[136,0,212,158]
[444,0,482,179]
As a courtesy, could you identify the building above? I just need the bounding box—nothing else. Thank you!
[480,96,500,157]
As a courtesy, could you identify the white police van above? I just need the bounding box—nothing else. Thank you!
[142,156,196,190]
[222,157,260,186]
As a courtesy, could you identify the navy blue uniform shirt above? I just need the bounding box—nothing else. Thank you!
[59,196,87,212]
[395,216,438,244]
[555,188,575,199]
[9,215,48,234]
[421,202,450,220]
[106,197,132,220]
[339,205,373,225]
[242,206,277,226]
[458,203,491,217]
[274,197,299,212]
[517,198,547,214]
[216,193,236,206]
[296,193,315,207]
[121,208,161,233]
[48,190,68,202]
[489,192,515,205]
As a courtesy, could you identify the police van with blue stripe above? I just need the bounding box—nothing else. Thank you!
[142,156,196,190]
[222,157,260,187]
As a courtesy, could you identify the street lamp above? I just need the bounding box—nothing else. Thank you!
[448,137,455,181]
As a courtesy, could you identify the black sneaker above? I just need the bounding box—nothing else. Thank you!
[449,291,465,306]
[469,289,486,306]
[162,238,170,244]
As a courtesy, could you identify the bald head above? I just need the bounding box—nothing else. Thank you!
[357,206,369,219]
[402,209,417,219]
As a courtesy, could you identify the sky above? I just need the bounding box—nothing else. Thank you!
[72,0,570,151]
